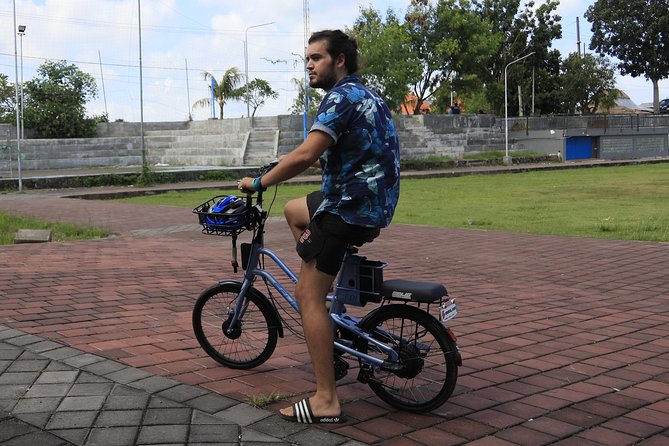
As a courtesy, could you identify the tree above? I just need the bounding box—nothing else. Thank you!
[431,0,502,113]
[403,0,499,114]
[192,68,243,119]
[236,79,278,117]
[351,1,498,115]
[23,60,102,138]
[0,74,16,124]
[471,0,562,116]
[350,7,422,113]
[561,53,619,114]
[585,0,669,113]
[524,0,563,115]
[289,78,323,116]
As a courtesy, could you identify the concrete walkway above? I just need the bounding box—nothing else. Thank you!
[1,164,668,445]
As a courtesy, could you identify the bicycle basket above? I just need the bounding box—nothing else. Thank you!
[193,195,249,236]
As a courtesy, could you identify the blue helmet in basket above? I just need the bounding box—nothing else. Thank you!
[206,196,247,229]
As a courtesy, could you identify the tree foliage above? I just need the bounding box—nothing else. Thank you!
[23,60,103,138]
[585,0,669,113]
[349,0,566,116]
[561,53,619,114]
[289,78,323,116]
[193,68,243,119]
[351,7,422,112]
[236,78,278,117]
[471,0,562,115]
[0,74,16,124]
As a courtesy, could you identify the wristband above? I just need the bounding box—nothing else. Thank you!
[252,176,264,191]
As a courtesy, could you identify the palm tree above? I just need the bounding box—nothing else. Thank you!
[192,68,243,119]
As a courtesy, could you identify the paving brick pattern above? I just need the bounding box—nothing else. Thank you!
[1,174,668,445]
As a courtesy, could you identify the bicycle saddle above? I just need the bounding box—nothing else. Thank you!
[381,279,447,303]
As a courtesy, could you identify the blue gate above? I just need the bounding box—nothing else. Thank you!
[565,137,593,160]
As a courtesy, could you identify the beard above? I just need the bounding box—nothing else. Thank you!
[309,62,339,91]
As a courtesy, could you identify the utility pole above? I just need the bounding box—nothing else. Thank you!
[98,50,108,117]
[504,52,535,164]
[303,0,310,139]
[137,0,146,172]
[576,17,582,57]
[185,59,192,121]
[12,0,23,191]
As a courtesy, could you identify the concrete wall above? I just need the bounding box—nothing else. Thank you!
[509,118,669,159]
[510,130,566,155]
[2,114,668,173]
[1,124,16,141]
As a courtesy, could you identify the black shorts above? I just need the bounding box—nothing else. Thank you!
[296,191,381,276]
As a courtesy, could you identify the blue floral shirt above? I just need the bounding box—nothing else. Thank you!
[311,74,400,228]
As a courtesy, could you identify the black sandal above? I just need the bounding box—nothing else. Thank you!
[280,398,347,424]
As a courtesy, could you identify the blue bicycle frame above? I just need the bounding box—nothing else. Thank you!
[229,240,400,368]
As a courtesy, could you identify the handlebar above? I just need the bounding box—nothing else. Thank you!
[250,159,280,208]
[260,159,280,176]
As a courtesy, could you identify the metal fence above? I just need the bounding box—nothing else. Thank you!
[508,114,669,132]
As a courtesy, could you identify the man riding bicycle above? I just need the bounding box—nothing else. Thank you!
[238,29,400,424]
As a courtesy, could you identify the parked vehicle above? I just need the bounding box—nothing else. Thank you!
[660,98,669,114]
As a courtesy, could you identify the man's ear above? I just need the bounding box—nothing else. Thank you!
[335,53,346,69]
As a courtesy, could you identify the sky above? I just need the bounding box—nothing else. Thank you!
[1,0,667,123]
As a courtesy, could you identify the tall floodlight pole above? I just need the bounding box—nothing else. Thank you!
[138,0,146,172]
[98,50,108,116]
[185,58,192,121]
[303,0,310,140]
[18,25,25,140]
[504,52,534,165]
[244,22,274,118]
[12,0,22,191]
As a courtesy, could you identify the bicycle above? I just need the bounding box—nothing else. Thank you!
[191,162,462,413]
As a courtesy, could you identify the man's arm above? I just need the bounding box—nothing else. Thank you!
[238,130,332,193]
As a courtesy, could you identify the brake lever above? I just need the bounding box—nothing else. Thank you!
[261,159,280,175]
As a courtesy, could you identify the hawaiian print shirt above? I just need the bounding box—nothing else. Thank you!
[311,73,400,228]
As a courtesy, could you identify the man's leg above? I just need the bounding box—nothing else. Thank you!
[280,259,341,418]
[284,196,310,242]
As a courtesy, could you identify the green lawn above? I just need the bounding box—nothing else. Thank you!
[0,213,108,245]
[117,163,669,242]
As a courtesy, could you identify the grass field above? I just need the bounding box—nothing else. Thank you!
[0,213,108,245]
[116,163,669,242]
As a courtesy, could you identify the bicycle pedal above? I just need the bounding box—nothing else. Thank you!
[357,366,373,384]
[334,356,349,381]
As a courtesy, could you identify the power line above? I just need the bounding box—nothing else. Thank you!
[0,10,301,38]
[0,52,301,76]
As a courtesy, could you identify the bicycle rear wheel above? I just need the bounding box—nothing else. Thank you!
[358,304,459,412]
[192,282,279,369]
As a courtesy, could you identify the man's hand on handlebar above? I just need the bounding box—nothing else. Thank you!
[237,177,256,195]
[237,159,280,195]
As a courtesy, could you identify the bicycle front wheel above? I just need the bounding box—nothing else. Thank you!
[358,304,459,412]
[192,282,279,369]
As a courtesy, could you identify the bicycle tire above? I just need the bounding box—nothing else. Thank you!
[358,304,459,412]
[192,282,279,369]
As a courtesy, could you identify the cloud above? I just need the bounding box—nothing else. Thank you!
[2,0,666,122]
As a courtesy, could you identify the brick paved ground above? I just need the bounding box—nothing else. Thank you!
[1,178,668,445]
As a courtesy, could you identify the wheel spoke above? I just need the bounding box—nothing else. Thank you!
[193,284,277,369]
[360,305,459,412]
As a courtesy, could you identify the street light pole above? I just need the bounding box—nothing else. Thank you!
[12,0,22,192]
[244,22,274,118]
[504,52,535,165]
[18,25,25,141]
[137,0,146,172]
